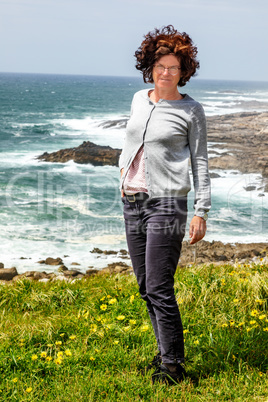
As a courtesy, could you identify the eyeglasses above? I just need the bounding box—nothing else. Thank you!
[154,64,181,76]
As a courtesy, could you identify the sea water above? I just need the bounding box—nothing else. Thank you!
[0,73,268,273]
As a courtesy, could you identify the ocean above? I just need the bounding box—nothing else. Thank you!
[1,72,268,273]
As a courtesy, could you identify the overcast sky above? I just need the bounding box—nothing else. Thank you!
[1,0,267,81]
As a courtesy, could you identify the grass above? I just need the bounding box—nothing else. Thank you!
[0,260,267,401]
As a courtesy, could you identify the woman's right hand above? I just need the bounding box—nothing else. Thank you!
[120,169,124,198]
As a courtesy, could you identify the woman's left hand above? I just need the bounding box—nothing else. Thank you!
[189,216,206,245]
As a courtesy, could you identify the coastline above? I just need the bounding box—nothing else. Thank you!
[1,110,268,278]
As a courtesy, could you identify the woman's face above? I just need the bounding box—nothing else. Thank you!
[152,54,182,92]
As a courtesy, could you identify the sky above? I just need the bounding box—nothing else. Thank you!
[0,0,268,81]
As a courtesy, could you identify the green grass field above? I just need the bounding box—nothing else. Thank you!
[0,261,267,401]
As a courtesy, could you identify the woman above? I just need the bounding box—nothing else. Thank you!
[119,25,211,384]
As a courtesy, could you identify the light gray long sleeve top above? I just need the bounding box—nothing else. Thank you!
[119,89,211,217]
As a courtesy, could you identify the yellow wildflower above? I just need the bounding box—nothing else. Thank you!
[256,299,264,304]
[95,349,100,353]
[184,329,189,334]
[250,310,259,317]
[55,341,62,346]
[65,349,72,357]
[55,357,63,365]
[237,322,245,327]
[31,354,38,361]
[116,315,125,321]
[47,344,53,347]
[57,351,64,358]
[113,340,119,345]
[12,378,18,383]
[60,333,65,337]
[129,319,137,325]
[263,328,268,332]
[96,316,102,322]
[69,335,76,340]
[90,324,97,333]
[249,320,256,325]
[40,352,47,358]
[258,314,266,320]
[100,296,106,301]
[124,326,131,332]
[89,356,95,361]
[233,299,239,303]
[177,298,183,304]
[130,295,135,303]
[221,323,228,328]
[230,320,235,326]
[46,356,52,362]
[246,327,252,332]
[140,324,149,332]
[194,340,199,345]
[26,387,32,393]
[100,304,107,311]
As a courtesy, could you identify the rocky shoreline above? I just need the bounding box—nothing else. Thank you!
[0,240,267,283]
[37,111,268,190]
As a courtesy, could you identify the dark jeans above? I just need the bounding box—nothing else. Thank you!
[122,195,187,364]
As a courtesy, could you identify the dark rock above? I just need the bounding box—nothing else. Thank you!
[37,141,121,166]
[244,185,256,191]
[38,257,63,266]
[0,267,18,281]
[210,173,221,178]
[85,269,99,276]
[63,270,83,277]
[57,265,68,272]
[0,263,4,269]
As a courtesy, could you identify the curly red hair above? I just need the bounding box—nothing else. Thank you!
[135,25,199,87]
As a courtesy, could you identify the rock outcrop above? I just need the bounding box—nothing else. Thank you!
[37,141,121,166]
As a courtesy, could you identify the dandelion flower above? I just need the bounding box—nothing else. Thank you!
[100,304,107,311]
[69,335,76,340]
[12,378,18,383]
[256,299,264,304]
[65,349,72,357]
[116,315,125,321]
[250,310,259,317]
[31,354,38,361]
[55,341,62,346]
[140,324,149,332]
[26,387,32,393]
[129,319,137,325]
[90,324,97,333]
[229,320,235,326]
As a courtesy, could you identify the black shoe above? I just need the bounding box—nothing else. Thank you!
[146,352,162,371]
[139,352,162,375]
[152,363,187,385]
